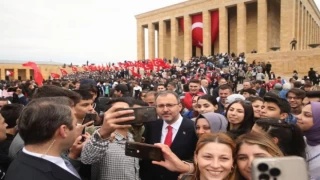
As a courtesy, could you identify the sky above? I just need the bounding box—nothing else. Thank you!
[0,0,320,65]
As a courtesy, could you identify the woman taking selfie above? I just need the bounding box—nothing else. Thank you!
[296,102,320,180]
[232,132,284,180]
[153,133,236,180]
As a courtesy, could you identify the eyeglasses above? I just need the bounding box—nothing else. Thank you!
[155,103,180,109]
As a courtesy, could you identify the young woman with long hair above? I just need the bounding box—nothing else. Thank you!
[232,132,284,180]
[153,133,236,180]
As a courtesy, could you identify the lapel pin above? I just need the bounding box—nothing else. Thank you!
[183,131,186,135]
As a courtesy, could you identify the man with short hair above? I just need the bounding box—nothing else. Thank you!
[241,88,257,99]
[157,84,166,92]
[114,84,130,97]
[0,104,23,172]
[213,78,227,97]
[286,88,306,116]
[167,82,180,95]
[254,80,266,98]
[200,79,209,95]
[260,95,295,123]
[141,91,197,180]
[182,79,204,110]
[6,97,84,180]
[81,98,140,180]
[144,91,157,106]
[217,85,233,114]
[73,90,96,125]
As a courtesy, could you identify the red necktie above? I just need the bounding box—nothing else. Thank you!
[164,126,173,147]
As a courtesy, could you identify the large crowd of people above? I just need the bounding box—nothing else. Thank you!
[0,53,319,180]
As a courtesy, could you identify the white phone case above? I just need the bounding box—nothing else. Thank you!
[251,156,309,180]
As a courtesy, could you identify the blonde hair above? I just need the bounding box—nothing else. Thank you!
[231,132,284,180]
[188,133,236,180]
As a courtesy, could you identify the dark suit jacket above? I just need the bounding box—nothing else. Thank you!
[258,87,267,98]
[5,152,80,180]
[140,118,198,180]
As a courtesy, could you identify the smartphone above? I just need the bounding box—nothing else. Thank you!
[125,141,164,161]
[251,156,309,180]
[116,107,157,125]
[82,113,97,125]
[80,113,96,142]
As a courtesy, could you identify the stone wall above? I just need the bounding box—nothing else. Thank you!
[246,48,320,77]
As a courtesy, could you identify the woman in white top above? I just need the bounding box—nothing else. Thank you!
[296,102,320,180]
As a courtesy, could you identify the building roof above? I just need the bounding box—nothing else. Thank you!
[0,60,63,65]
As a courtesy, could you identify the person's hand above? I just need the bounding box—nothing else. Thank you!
[68,133,91,159]
[98,105,134,139]
[152,143,190,173]
[75,120,94,137]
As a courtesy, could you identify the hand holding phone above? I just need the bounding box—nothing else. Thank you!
[116,107,157,125]
[98,105,134,139]
[125,142,164,161]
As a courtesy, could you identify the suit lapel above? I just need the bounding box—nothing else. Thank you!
[154,120,163,143]
[170,118,192,149]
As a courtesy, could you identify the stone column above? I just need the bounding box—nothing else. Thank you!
[219,7,228,53]
[14,68,18,80]
[300,7,305,49]
[257,0,268,53]
[184,14,192,60]
[296,0,301,50]
[148,23,155,59]
[171,17,178,60]
[280,0,295,51]
[303,9,307,49]
[298,4,303,50]
[237,2,247,54]
[203,10,212,56]
[0,68,5,80]
[158,20,166,59]
[137,24,145,60]
[26,69,30,80]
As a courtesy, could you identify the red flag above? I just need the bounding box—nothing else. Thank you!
[71,66,78,72]
[22,62,43,86]
[143,64,152,70]
[6,70,14,77]
[89,65,97,71]
[83,66,89,71]
[146,71,151,76]
[50,73,60,79]
[60,68,68,76]
[130,69,141,78]
[154,59,165,67]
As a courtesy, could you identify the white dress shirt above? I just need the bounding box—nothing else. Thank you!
[160,115,183,144]
[22,148,80,178]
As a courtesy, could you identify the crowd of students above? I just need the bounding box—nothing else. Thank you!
[0,55,319,180]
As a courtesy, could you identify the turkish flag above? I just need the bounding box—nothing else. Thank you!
[89,65,97,71]
[143,64,152,70]
[60,68,68,76]
[71,66,78,72]
[6,70,13,77]
[50,73,60,79]
[22,61,44,86]
[179,11,219,48]
[130,69,141,78]
[127,61,134,67]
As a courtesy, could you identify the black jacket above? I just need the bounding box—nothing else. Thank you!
[5,152,80,180]
[140,118,197,180]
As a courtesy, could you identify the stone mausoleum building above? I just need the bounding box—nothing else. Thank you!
[136,0,320,75]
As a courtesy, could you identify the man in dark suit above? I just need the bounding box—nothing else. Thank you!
[254,80,267,98]
[5,97,86,180]
[140,91,198,180]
